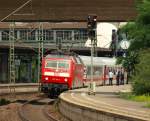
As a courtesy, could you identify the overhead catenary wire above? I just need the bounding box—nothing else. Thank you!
[0,0,35,51]
[0,0,32,22]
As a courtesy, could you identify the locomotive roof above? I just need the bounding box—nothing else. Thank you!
[45,54,71,59]
[45,54,84,65]
[80,56,116,66]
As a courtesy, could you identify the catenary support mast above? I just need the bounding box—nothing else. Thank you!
[37,23,44,90]
[9,22,16,93]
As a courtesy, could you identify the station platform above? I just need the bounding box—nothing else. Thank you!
[0,83,39,95]
[59,85,150,121]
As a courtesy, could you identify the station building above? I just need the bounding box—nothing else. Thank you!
[0,0,137,83]
[0,22,127,83]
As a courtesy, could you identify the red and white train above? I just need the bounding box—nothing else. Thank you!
[41,53,125,97]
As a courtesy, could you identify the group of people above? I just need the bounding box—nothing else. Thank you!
[108,68,125,85]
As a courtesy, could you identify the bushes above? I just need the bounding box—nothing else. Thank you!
[132,49,150,95]
[0,98,10,106]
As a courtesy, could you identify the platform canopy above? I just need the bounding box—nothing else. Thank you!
[0,0,137,22]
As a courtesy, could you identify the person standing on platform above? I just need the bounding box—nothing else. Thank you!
[116,70,121,85]
[108,70,113,85]
[103,65,107,86]
[120,70,125,85]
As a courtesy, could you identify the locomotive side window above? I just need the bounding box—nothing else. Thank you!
[45,60,57,68]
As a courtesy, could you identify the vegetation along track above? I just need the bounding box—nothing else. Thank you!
[18,97,60,121]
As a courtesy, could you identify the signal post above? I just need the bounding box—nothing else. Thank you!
[87,14,97,95]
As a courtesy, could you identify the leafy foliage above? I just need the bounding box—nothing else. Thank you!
[118,0,150,94]
[132,49,150,95]
[121,0,150,51]
[137,0,150,25]
[0,98,10,106]
[116,51,139,77]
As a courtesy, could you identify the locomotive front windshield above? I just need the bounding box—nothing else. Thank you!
[45,60,69,69]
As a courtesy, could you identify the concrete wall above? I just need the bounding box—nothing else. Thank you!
[59,99,146,121]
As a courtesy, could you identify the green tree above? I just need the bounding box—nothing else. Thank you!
[132,49,150,95]
[118,0,150,94]
[121,0,150,51]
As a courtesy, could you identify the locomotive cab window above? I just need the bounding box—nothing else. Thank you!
[58,62,69,69]
[45,60,69,69]
[45,60,57,68]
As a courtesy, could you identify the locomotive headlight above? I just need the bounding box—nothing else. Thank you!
[45,77,48,80]
[64,78,68,82]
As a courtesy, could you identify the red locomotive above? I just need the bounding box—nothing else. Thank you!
[41,52,85,97]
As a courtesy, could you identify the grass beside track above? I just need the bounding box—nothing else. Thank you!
[119,93,150,108]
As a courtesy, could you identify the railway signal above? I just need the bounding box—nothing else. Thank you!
[87,14,97,95]
[87,15,97,30]
[87,15,97,39]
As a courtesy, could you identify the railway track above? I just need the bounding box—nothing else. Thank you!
[18,97,60,121]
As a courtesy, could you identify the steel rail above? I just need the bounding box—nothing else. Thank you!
[18,97,59,121]
[18,97,42,121]
[42,105,60,121]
